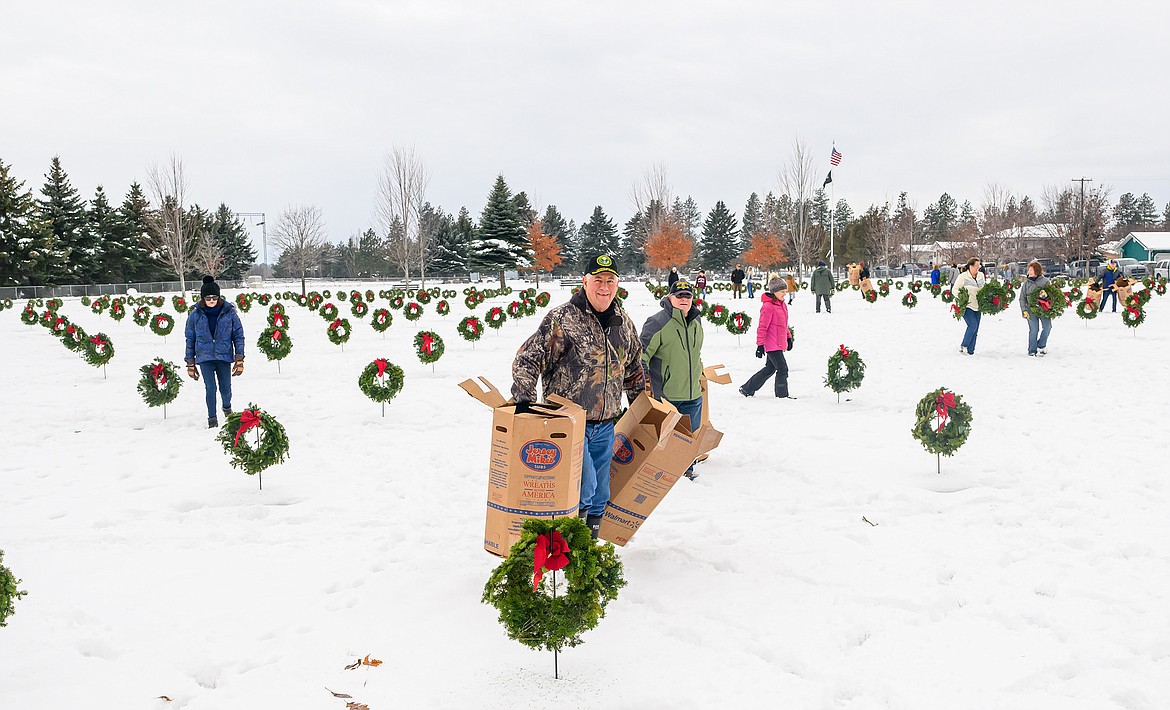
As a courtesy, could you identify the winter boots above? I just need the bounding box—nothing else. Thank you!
[208,417,218,429]
[222,406,233,417]
[579,508,602,539]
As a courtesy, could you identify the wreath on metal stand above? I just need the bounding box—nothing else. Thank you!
[458,315,483,345]
[824,344,865,402]
[216,404,290,490]
[358,358,404,417]
[84,332,116,378]
[414,330,444,370]
[911,387,973,474]
[482,517,626,678]
[136,357,183,418]
[257,326,293,371]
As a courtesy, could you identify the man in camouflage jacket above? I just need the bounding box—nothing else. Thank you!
[512,254,645,538]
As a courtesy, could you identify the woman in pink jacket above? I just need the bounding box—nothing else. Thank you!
[740,279,795,399]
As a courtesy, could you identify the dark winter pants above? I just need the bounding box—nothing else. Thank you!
[732,283,743,298]
[669,396,704,476]
[816,294,831,313]
[580,421,615,517]
[1100,289,1118,312]
[961,309,982,353]
[199,360,233,419]
[743,351,789,398]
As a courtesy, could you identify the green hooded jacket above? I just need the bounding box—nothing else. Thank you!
[640,298,704,402]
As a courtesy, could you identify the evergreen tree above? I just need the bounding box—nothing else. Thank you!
[741,192,763,252]
[0,159,52,286]
[428,207,466,275]
[36,156,88,283]
[471,175,531,277]
[209,204,257,280]
[696,201,740,270]
[116,182,165,281]
[576,206,619,269]
[809,189,830,227]
[541,205,575,275]
[671,196,702,244]
[1163,201,1170,230]
[922,193,959,242]
[1018,196,1039,225]
[511,191,537,227]
[832,199,854,240]
[620,210,648,275]
[87,186,125,282]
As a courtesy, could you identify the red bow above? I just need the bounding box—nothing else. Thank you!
[734,315,743,326]
[935,391,956,432]
[469,319,479,333]
[374,358,388,378]
[273,329,282,341]
[839,344,850,359]
[532,531,570,591]
[1039,298,1051,311]
[992,296,1001,306]
[274,314,284,326]
[330,318,342,330]
[1127,306,1141,318]
[156,316,166,325]
[150,363,167,386]
[420,333,434,354]
[233,409,262,447]
[89,335,104,346]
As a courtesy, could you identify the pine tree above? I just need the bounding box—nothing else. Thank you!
[1163,201,1170,230]
[87,186,125,282]
[696,201,740,270]
[428,206,466,275]
[116,182,164,281]
[671,196,702,245]
[741,192,763,253]
[512,191,537,227]
[471,175,531,281]
[210,204,257,280]
[620,210,648,275]
[1018,196,1039,225]
[922,193,959,241]
[36,156,88,283]
[576,206,619,269]
[0,159,52,286]
[541,205,575,274]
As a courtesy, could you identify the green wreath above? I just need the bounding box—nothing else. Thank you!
[84,332,115,367]
[267,310,290,329]
[895,280,904,289]
[91,299,107,316]
[458,315,484,342]
[1156,283,1167,296]
[365,289,376,302]
[464,294,479,310]
[417,290,431,305]
[320,303,339,320]
[482,517,626,653]
[929,284,941,297]
[1025,285,1066,319]
[507,300,524,319]
[1122,304,1146,328]
[404,301,424,321]
[351,300,369,318]
[137,358,183,407]
[235,294,252,312]
[911,387,973,457]
[726,311,751,335]
[389,295,405,310]
[269,302,286,316]
[62,323,88,352]
[257,326,293,360]
[371,308,393,333]
[150,312,175,336]
[1067,286,1083,300]
[0,548,28,627]
[976,280,1010,315]
[415,330,444,364]
[707,303,729,326]
[825,344,866,393]
[909,281,923,293]
[1132,290,1152,307]
[49,314,70,337]
[863,288,878,303]
[358,358,405,403]
[132,306,151,327]
[436,299,451,316]
[902,291,918,309]
[950,288,970,320]
[327,318,352,345]
[216,405,290,476]
[522,299,537,316]
[337,291,348,302]
[109,300,127,321]
[486,306,507,330]
[20,305,38,325]
[536,292,551,307]
[38,309,55,328]
[941,288,954,303]
[879,283,891,297]
[172,295,189,313]
[1075,299,1098,320]
[151,296,165,308]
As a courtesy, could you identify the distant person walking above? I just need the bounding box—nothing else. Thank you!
[730,264,745,299]
[811,260,833,313]
[184,276,245,428]
[739,279,794,399]
[1099,259,1122,312]
[785,273,798,305]
[746,267,757,298]
[954,257,987,355]
[695,269,708,299]
[667,266,680,290]
[1018,260,1053,357]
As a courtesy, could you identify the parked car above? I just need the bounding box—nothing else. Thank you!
[1068,259,1102,278]
[1114,258,1147,278]
[1153,260,1170,280]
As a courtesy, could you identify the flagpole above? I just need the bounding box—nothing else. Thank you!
[830,178,836,274]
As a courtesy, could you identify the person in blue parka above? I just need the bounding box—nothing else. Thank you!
[185,276,245,428]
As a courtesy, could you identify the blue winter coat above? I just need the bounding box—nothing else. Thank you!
[185,302,245,364]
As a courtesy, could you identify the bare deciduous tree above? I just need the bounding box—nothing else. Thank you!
[271,205,328,296]
[779,138,819,278]
[631,162,673,234]
[143,155,200,297]
[375,146,429,287]
[1038,184,1112,263]
[191,232,224,278]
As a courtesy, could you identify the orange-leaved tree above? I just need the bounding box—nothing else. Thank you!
[644,219,693,273]
[527,219,562,287]
[742,231,786,271]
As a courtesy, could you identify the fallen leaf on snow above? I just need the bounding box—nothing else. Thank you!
[156,697,173,702]
[361,654,383,667]
[346,703,370,710]
[325,687,353,698]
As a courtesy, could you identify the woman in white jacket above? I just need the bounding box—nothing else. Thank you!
[954,257,986,355]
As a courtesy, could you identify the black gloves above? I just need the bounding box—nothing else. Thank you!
[755,345,765,358]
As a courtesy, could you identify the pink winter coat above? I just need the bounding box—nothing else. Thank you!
[756,292,789,352]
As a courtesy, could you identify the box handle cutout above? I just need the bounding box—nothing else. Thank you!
[495,426,508,433]
[550,432,567,439]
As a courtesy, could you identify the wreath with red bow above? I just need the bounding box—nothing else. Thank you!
[257,325,293,361]
[1121,303,1146,328]
[941,288,954,303]
[482,517,626,653]
[109,299,127,321]
[83,332,116,367]
[949,288,971,319]
[47,314,70,337]
[389,295,405,310]
[486,306,507,330]
[878,283,891,297]
[132,306,151,327]
[416,289,431,305]
[350,299,369,318]
[403,301,424,321]
[172,295,189,313]
[825,344,866,394]
[62,323,88,352]
[863,288,878,303]
[358,358,405,403]
[506,300,524,319]
[902,292,918,310]
[458,315,483,342]
[327,317,352,345]
[137,358,183,408]
[725,311,751,335]
[1025,285,1066,319]
[414,330,444,364]
[216,404,290,476]
[535,292,551,308]
[267,309,290,329]
[464,294,480,310]
[1075,299,1098,320]
[909,281,923,293]
[706,303,729,326]
[976,280,1010,315]
[320,303,339,320]
[20,305,38,325]
[235,293,251,312]
[150,312,175,337]
[436,299,450,316]
[370,308,393,333]
[91,299,108,316]
[911,387,973,457]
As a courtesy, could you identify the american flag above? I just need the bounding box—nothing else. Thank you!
[830,147,843,166]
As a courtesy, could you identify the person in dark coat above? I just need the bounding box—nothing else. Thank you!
[667,267,680,289]
[730,264,745,299]
[184,276,245,428]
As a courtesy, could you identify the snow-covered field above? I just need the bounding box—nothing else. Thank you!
[2,281,1168,710]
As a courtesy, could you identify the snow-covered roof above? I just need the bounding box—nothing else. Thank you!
[1120,231,1170,251]
[982,224,1065,241]
[931,241,975,250]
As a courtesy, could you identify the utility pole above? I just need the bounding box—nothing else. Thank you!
[1072,178,1092,277]
[235,212,267,280]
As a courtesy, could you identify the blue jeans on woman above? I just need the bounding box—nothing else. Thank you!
[580,420,616,517]
[961,309,982,353]
[1027,316,1052,354]
[198,360,233,418]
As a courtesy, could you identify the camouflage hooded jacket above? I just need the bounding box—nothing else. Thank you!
[512,290,646,421]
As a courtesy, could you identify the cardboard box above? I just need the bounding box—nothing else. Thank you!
[599,393,723,546]
[698,364,732,430]
[459,377,585,557]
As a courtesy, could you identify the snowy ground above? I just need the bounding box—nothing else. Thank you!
[1,281,1168,710]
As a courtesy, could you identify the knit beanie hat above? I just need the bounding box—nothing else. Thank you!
[199,275,221,299]
[767,278,787,293]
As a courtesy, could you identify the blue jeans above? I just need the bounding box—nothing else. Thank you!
[669,396,704,476]
[1099,289,1117,312]
[198,360,233,418]
[580,421,615,517]
[1027,316,1052,354]
[961,309,981,353]
[746,282,755,298]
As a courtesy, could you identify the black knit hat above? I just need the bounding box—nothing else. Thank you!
[199,275,221,299]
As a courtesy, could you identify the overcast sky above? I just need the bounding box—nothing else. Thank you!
[4,0,1169,256]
